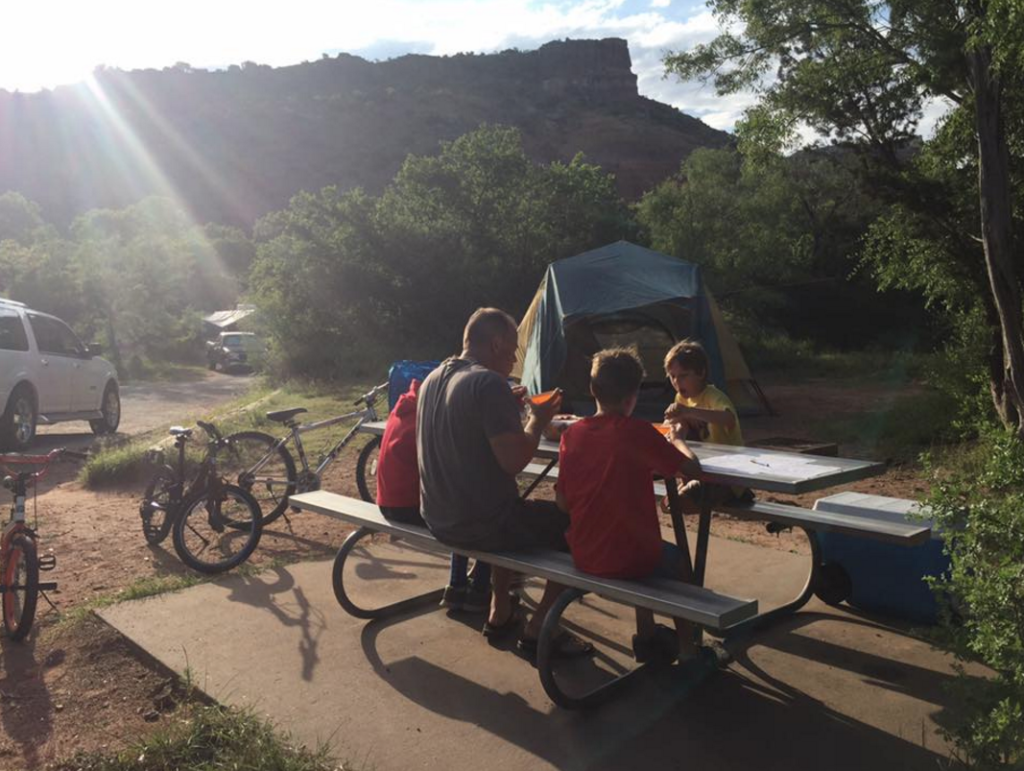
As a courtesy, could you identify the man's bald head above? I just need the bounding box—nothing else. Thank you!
[462,307,518,377]
[463,307,517,349]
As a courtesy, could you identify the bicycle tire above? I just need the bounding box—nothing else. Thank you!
[222,431,297,526]
[172,484,263,574]
[140,465,177,545]
[3,532,39,641]
[355,436,381,503]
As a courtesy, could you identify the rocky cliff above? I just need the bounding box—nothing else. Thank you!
[0,39,730,225]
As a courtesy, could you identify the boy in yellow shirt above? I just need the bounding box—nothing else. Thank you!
[663,339,750,511]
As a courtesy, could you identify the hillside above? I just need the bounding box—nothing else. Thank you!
[0,39,730,226]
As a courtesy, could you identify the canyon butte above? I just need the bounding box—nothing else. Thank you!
[0,38,730,225]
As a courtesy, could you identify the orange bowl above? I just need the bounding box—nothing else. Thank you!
[529,390,559,407]
[652,422,672,436]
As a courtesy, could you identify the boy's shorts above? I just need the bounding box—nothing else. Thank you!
[650,541,686,580]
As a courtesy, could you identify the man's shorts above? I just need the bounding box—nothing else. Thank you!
[445,499,569,553]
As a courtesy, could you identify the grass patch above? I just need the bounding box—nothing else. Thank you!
[79,378,375,490]
[59,574,208,629]
[81,378,378,490]
[49,702,337,771]
[80,439,163,488]
[810,387,959,460]
[123,359,213,383]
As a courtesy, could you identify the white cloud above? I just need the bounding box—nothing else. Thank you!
[651,0,671,7]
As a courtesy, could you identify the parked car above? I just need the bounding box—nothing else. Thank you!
[206,331,262,372]
[0,298,120,450]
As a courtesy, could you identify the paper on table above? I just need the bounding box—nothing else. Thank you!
[701,452,842,479]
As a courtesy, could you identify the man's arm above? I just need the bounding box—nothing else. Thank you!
[488,393,561,476]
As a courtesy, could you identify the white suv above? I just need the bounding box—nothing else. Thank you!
[0,299,120,450]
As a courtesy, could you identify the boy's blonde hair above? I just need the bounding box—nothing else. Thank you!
[664,339,709,379]
[590,347,645,406]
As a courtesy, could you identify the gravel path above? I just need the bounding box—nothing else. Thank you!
[33,370,255,450]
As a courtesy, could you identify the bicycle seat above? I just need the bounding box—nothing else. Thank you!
[169,426,193,438]
[266,408,308,423]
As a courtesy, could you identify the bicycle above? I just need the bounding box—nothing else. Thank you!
[220,382,389,525]
[0,448,85,641]
[139,421,263,574]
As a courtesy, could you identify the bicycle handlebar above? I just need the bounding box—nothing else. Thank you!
[354,381,390,407]
[197,420,224,442]
[0,447,89,482]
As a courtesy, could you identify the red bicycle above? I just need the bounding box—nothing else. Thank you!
[0,448,83,641]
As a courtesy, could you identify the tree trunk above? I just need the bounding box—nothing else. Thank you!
[970,47,1024,436]
[986,304,1020,427]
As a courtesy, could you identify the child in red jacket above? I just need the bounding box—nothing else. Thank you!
[376,380,490,612]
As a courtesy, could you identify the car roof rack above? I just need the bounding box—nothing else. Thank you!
[0,298,27,308]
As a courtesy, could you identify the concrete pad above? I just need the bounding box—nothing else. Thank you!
[100,534,960,770]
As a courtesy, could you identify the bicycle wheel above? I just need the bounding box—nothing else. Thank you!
[3,532,39,641]
[140,465,177,545]
[221,431,297,526]
[172,484,262,574]
[355,436,381,503]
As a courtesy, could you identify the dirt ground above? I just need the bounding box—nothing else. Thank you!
[1,375,930,770]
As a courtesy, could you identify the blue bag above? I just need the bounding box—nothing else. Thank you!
[388,360,441,410]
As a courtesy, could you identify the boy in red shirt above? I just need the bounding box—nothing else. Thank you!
[376,379,490,612]
[557,347,701,660]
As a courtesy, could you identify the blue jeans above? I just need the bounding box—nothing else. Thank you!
[650,541,686,580]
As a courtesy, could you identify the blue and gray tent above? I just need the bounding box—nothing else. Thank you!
[513,241,771,417]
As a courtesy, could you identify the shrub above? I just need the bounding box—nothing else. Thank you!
[926,429,1024,768]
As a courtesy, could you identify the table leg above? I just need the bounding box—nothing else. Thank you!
[663,477,700,653]
[693,485,713,587]
[664,477,694,581]
[521,458,557,500]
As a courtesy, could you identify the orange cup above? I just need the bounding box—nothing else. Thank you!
[529,390,559,407]
[652,423,672,436]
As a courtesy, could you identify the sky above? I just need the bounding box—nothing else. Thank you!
[4,0,758,132]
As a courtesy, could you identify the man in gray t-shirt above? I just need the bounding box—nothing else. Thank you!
[417,357,523,545]
[416,308,593,660]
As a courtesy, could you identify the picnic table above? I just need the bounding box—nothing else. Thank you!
[360,420,913,637]
[326,420,921,708]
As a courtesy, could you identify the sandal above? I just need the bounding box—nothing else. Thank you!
[481,595,521,640]
[517,631,595,660]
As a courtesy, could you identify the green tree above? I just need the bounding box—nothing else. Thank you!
[249,187,388,377]
[70,197,239,365]
[375,127,632,348]
[664,0,1024,434]
[637,145,883,337]
[248,125,634,375]
[0,192,47,246]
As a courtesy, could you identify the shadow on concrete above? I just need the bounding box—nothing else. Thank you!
[352,602,951,771]
[221,567,327,681]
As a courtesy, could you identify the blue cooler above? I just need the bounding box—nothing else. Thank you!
[814,492,949,624]
[387,360,440,411]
